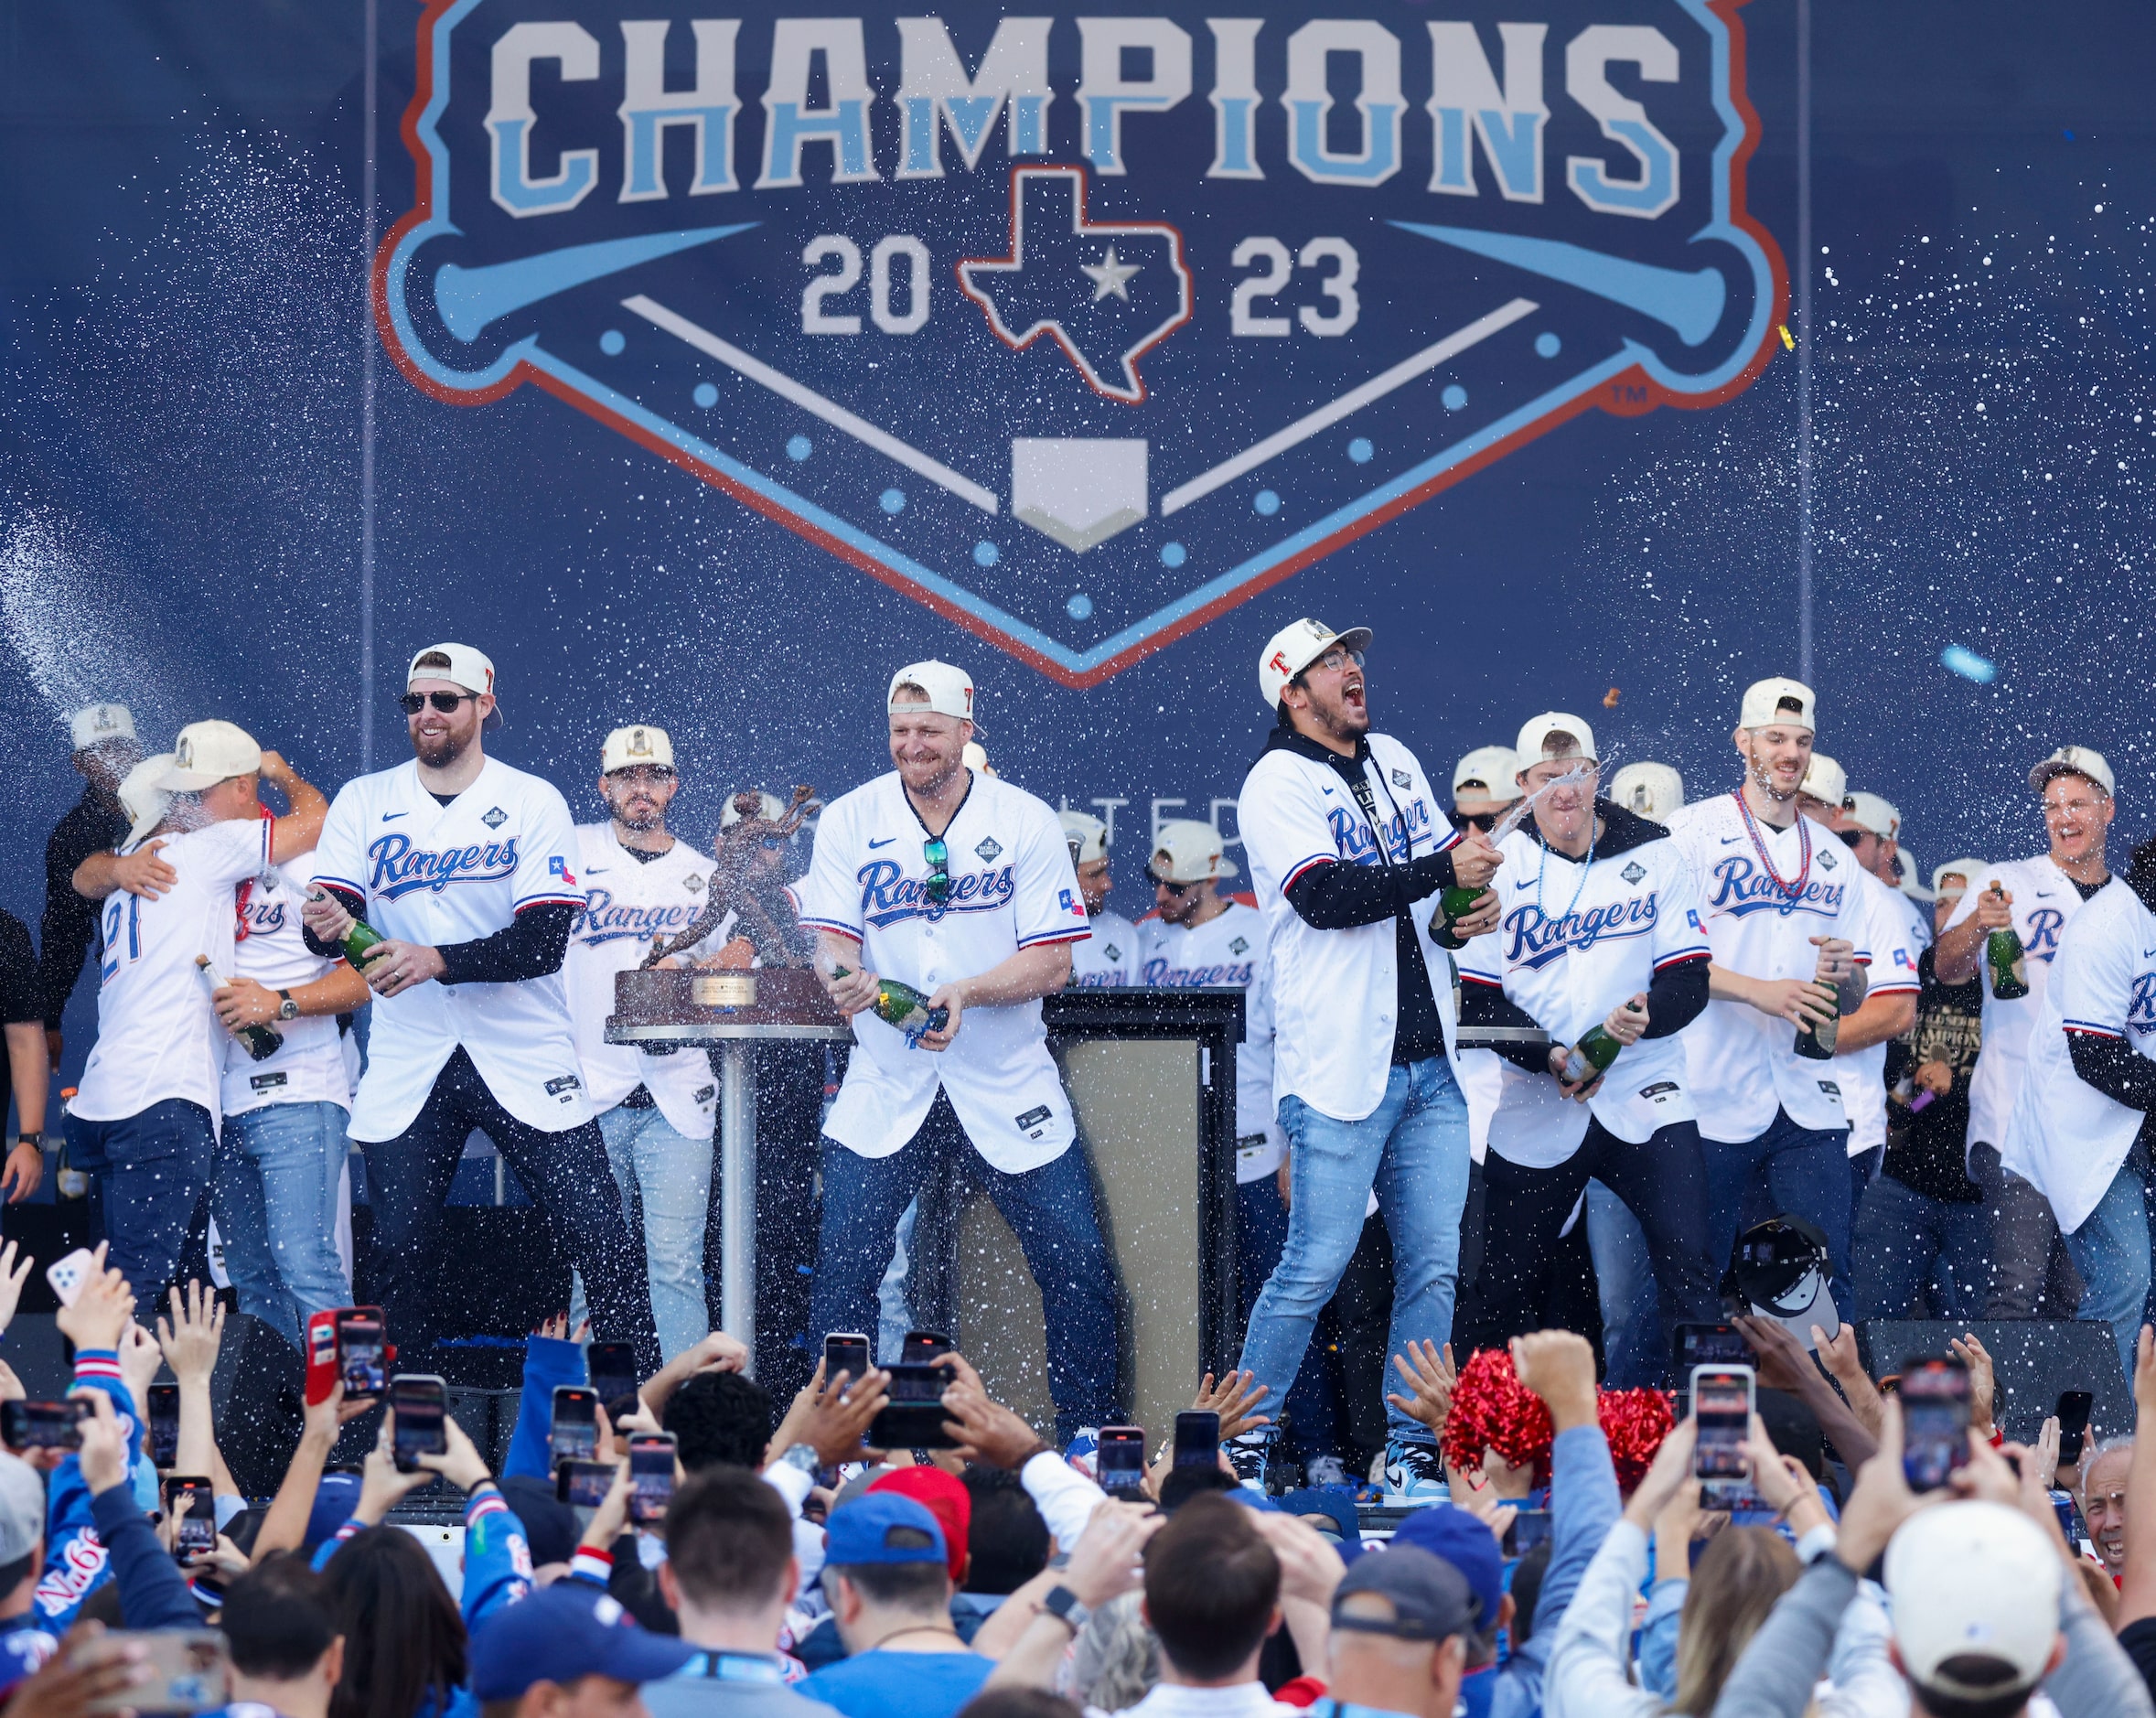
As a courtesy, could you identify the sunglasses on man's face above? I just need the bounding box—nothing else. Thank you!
[1152,874,1196,897]
[922,837,951,903]
[400,691,479,715]
[1455,811,1499,833]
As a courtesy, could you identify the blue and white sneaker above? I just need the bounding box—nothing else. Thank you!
[1226,1428,1277,1493]
[1382,1437,1447,1505]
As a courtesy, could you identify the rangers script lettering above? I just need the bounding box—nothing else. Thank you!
[1707,854,1847,919]
[369,832,520,898]
[570,889,704,945]
[857,856,1017,927]
[1503,893,1658,969]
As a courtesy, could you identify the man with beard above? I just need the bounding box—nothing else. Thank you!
[799,660,1110,1438]
[565,725,735,1363]
[1233,617,1503,1499]
[300,645,659,1369]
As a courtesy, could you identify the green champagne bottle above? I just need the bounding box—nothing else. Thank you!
[195,956,282,1062]
[831,967,949,1043]
[1430,885,1487,950]
[1984,884,2030,1001]
[1794,986,1840,1060]
[1560,1024,1623,1085]
[309,887,384,972]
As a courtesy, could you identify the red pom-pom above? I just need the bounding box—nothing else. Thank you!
[1441,1348,1553,1477]
[1597,1387,1677,1489]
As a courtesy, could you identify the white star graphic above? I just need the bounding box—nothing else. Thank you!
[1081,246,1142,303]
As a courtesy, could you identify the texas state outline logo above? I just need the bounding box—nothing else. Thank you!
[378,2,1785,686]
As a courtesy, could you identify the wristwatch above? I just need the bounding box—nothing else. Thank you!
[776,1443,821,1476]
[1042,1584,1089,1634]
[14,1133,39,1152]
[276,989,300,1022]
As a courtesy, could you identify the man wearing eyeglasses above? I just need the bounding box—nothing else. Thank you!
[1936,746,2115,1322]
[1234,617,1504,1501]
[562,724,735,1363]
[301,643,660,1370]
[799,660,1112,1437]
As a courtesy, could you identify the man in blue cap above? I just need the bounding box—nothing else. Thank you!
[1388,1509,1507,1718]
[471,1577,696,1718]
[799,1494,990,1718]
[1320,1546,1478,1718]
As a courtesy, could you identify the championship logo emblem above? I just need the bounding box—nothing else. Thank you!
[381,2,1783,684]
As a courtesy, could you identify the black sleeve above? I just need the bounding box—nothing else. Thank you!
[38,823,99,1026]
[2118,1616,2156,1708]
[1456,975,1550,1073]
[1641,953,1711,1039]
[0,913,44,1027]
[1283,848,1458,929]
[2067,1028,2156,1114]
[436,901,576,985]
[300,883,366,960]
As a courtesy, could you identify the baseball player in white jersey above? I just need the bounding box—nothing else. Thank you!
[66,720,327,1296]
[300,645,659,1369]
[1455,714,1717,1382]
[1999,833,2149,1379]
[205,855,370,1345]
[564,723,733,1363]
[798,660,1111,1438]
[1061,811,1139,985]
[1937,746,2117,1318]
[1233,617,1502,1499]
[1663,678,1871,1311]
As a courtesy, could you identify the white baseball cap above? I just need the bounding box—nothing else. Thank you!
[1513,712,1596,768]
[887,660,975,723]
[1151,818,1239,884]
[1610,761,1684,823]
[0,1453,44,1565]
[118,753,176,849]
[1739,676,1817,733]
[1060,811,1110,864]
[1933,858,1987,900]
[961,740,996,778]
[1885,1502,2059,1704]
[1452,746,1519,800]
[720,790,787,828]
[2030,746,2114,799]
[408,642,497,697]
[157,720,263,793]
[1799,751,1848,807]
[1845,791,1900,841]
[601,725,674,774]
[1257,617,1371,712]
[68,703,136,753]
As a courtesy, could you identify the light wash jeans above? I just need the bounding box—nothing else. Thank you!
[2063,1144,2154,1384]
[1237,1057,1471,1444]
[212,1101,353,1348]
[1586,1179,1664,1388]
[570,1102,714,1365]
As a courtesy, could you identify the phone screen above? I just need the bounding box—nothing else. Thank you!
[868,1363,957,1451]
[1693,1374,1752,1479]
[2056,1390,2095,1466]
[901,1330,952,1363]
[391,1378,447,1471]
[1173,1411,1221,1469]
[1098,1427,1147,1497]
[824,1333,872,1383]
[164,1479,216,1557]
[587,1342,640,1423]
[3,1400,89,1451]
[551,1388,599,1463]
[1674,1323,1751,1373]
[147,1384,181,1468]
[1901,1358,1971,1491]
[628,1434,676,1526]
[337,1314,387,1396]
[556,1459,617,1509]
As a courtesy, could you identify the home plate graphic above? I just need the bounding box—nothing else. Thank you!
[377,1,1786,685]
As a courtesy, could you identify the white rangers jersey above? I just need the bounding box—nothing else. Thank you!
[72,815,274,1129]
[1837,865,1925,1157]
[2000,878,2148,1231]
[311,757,590,1140]
[1069,909,1141,986]
[1139,898,1282,1177]
[795,769,1089,1173]
[1665,792,1873,1141]
[565,823,733,1141]
[1458,808,1710,1168]
[224,859,351,1120]
[1942,855,2092,1152]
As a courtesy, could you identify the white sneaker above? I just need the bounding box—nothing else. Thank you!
[1382,1438,1447,1505]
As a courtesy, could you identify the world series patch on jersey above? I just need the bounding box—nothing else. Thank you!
[311,757,592,1140]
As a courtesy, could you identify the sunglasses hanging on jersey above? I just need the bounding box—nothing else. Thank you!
[399,691,481,715]
[922,837,951,904]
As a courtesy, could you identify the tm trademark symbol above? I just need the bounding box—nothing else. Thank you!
[1619,383,1648,403]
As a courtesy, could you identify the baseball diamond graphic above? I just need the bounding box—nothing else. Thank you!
[376,1,1786,687]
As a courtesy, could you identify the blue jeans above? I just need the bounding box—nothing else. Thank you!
[1853,1175,1991,1322]
[1586,1181,1663,1389]
[569,1103,714,1365]
[1239,1057,1471,1445]
[1236,1174,1351,1459]
[213,1101,353,1347]
[810,1093,1121,1441]
[2063,1146,2155,1383]
[65,1099,215,1296]
[1702,1109,1855,1313]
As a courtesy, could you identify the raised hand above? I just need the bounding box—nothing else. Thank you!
[156,1282,226,1388]
[1191,1369,1272,1442]
[56,1246,134,1355]
[1386,1339,1457,1434]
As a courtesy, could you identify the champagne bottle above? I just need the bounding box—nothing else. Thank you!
[1794,983,1840,1060]
[56,1090,85,1200]
[196,957,282,1062]
[308,888,385,972]
[1560,1024,1623,1085]
[1430,885,1486,950]
[831,967,949,1044]
[1983,884,2030,1000]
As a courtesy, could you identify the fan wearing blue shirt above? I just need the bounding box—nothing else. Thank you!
[800,1496,992,1718]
